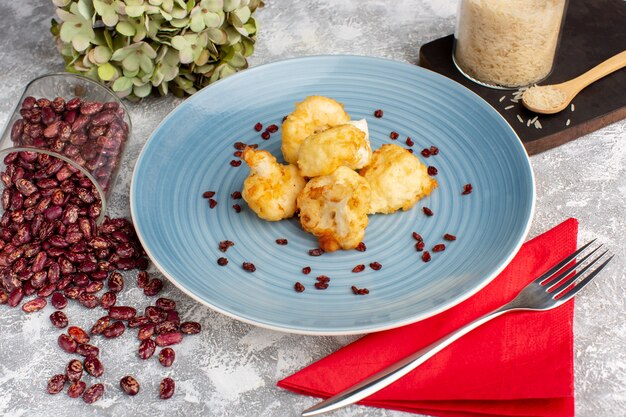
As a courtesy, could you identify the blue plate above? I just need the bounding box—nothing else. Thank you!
[131,56,535,335]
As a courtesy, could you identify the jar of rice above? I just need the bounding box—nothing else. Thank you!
[453,0,568,89]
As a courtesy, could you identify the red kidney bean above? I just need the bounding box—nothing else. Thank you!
[159,378,175,399]
[158,308,176,324]
[143,278,163,296]
[159,348,176,367]
[145,306,167,324]
[68,326,90,344]
[90,316,111,335]
[100,291,116,309]
[82,383,104,404]
[47,374,66,394]
[136,271,149,289]
[155,332,183,347]
[7,287,24,307]
[155,297,176,311]
[58,334,78,353]
[120,376,140,396]
[50,311,69,328]
[128,315,149,328]
[107,271,123,292]
[138,339,156,360]
[108,306,136,320]
[83,356,104,377]
[102,321,125,338]
[22,297,47,312]
[138,323,155,341]
[155,321,178,335]
[76,343,99,358]
[67,380,86,398]
[78,292,99,308]
[66,359,83,382]
[85,280,103,293]
[180,321,201,335]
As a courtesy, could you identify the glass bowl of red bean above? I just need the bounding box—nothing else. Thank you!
[0,73,131,223]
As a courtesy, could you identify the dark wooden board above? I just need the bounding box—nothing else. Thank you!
[418,0,626,155]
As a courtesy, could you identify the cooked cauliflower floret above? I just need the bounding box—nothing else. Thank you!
[241,147,306,221]
[281,96,350,164]
[360,144,437,214]
[297,166,371,252]
[296,119,372,177]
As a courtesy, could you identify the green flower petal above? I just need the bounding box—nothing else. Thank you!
[122,54,140,72]
[112,76,133,91]
[116,21,136,36]
[98,62,119,81]
[125,5,146,17]
[92,45,112,64]
[171,35,188,50]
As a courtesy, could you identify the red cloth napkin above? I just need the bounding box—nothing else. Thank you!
[278,218,578,417]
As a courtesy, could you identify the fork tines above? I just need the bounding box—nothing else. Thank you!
[536,240,614,300]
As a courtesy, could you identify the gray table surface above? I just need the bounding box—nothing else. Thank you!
[0,1,624,416]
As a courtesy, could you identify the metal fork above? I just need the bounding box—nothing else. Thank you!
[302,241,613,416]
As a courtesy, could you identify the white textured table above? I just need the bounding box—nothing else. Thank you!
[0,1,624,416]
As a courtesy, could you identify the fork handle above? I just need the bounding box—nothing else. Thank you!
[301,305,511,416]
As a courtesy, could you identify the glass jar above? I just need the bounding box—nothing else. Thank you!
[453,0,569,89]
[0,73,131,223]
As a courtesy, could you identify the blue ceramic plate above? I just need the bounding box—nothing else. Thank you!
[131,56,534,335]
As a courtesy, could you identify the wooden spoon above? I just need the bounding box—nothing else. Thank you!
[522,50,626,114]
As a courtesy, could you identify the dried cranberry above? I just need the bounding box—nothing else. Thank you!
[275,238,288,245]
[351,285,370,295]
[427,166,438,176]
[432,244,446,252]
[308,248,324,256]
[421,148,431,158]
[444,233,457,241]
[422,207,434,216]
[232,204,241,213]
[202,191,215,198]
[208,198,217,208]
[389,131,399,140]
[234,141,247,150]
[369,262,382,270]
[254,122,263,132]
[429,146,439,155]
[231,191,242,199]
[230,160,242,167]
[462,183,473,195]
[415,241,425,251]
[412,232,423,242]
[373,109,383,118]
[355,242,366,252]
[352,264,365,273]
[242,262,256,272]
[301,266,311,275]
[422,251,431,262]
[406,137,414,147]
[261,131,270,140]
[219,240,235,252]
[217,257,228,266]
[294,282,305,292]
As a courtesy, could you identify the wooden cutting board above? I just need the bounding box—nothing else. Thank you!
[418,0,626,155]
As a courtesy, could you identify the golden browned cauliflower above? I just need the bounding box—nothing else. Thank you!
[297,166,371,252]
[281,96,350,164]
[296,119,372,177]
[241,147,306,221]
[359,144,437,214]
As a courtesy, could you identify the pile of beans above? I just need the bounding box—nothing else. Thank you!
[0,97,202,403]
